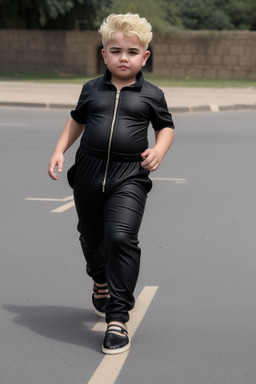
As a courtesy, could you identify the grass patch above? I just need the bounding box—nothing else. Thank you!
[0,71,98,84]
[145,75,256,88]
[0,71,255,88]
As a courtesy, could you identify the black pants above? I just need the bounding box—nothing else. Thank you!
[68,147,152,323]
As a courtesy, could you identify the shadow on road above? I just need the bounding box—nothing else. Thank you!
[3,304,104,352]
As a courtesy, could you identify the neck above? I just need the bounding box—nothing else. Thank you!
[111,77,136,90]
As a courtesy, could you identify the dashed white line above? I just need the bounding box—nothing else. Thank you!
[151,177,187,184]
[25,196,73,202]
[51,200,75,213]
[25,196,74,213]
[88,286,158,384]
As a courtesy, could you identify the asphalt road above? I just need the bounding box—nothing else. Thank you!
[1,107,256,384]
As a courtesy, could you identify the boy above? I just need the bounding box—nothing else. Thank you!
[48,13,174,355]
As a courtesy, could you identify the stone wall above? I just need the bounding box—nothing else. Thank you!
[152,31,256,79]
[0,29,256,78]
[0,29,102,75]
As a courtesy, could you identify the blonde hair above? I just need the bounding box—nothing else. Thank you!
[99,13,153,50]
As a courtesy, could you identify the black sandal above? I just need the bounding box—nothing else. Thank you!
[92,283,110,318]
[102,322,130,355]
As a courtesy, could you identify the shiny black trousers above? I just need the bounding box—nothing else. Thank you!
[68,148,152,323]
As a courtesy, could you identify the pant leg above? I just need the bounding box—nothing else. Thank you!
[71,154,107,284]
[103,181,148,323]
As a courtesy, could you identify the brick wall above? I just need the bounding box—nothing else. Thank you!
[0,29,256,78]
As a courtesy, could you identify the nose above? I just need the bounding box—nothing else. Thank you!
[120,52,128,62]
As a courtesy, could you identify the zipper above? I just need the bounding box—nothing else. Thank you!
[102,90,120,192]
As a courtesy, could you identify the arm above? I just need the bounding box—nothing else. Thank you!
[141,127,174,172]
[48,116,85,180]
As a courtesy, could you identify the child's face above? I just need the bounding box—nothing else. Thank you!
[101,31,150,86]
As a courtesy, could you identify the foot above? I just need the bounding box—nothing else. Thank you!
[102,322,130,355]
[92,282,110,318]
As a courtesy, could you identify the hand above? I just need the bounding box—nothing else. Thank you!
[141,148,162,172]
[48,152,64,180]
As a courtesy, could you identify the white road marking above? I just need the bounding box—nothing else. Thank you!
[25,196,74,213]
[88,286,158,384]
[151,177,187,184]
[25,178,187,213]
[210,104,219,112]
[25,196,73,202]
[51,200,75,213]
[91,322,106,332]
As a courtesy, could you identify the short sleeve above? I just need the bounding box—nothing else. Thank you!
[151,94,175,131]
[70,84,89,124]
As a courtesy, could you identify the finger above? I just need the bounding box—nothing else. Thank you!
[141,149,149,159]
[150,162,160,171]
[48,168,58,180]
[48,162,58,180]
[144,157,160,171]
[141,149,152,163]
[151,158,161,171]
[56,159,63,173]
[141,155,154,168]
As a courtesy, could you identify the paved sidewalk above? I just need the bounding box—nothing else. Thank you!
[0,80,256,112]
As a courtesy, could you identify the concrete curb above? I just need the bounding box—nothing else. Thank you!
[1,101,256,112]
[0,101,75,109]
[170,103,256,113]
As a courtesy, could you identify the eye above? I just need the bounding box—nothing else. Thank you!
[129,51,138,55]
[111,50,120,54]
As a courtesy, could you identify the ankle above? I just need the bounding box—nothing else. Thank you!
[94,282,107,287]
[93,282,109,299]
[108,321,127,331]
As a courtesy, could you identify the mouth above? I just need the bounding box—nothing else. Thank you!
[119,65,129,70]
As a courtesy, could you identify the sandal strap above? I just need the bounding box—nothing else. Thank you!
[106,324,128,337]
[93,282,108,295]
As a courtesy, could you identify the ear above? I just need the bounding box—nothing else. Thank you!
[142,50,151,67]
[101,48,107,64]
